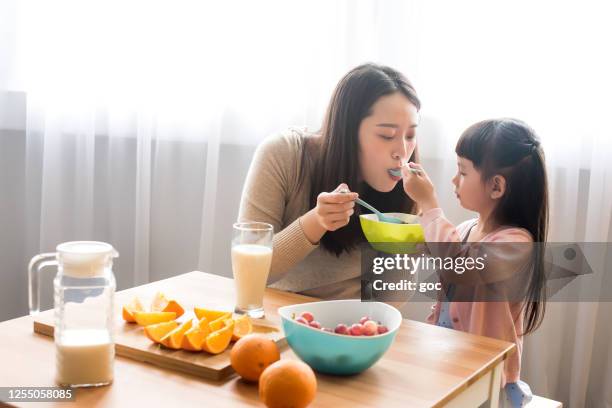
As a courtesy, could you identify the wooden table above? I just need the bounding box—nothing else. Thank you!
[0,272,515,408]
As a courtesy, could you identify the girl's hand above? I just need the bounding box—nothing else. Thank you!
[402,163,439,212]
[300,183,358,244]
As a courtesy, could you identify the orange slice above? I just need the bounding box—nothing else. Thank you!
[194,307,231,322]
[202,320,235,354]
[122,296,145,323]
[196,317,211,336]
[144,321,179,343]
[133,311,177,326]
[150,291,185,318]
[209,313,232,332]
[182,326,204,351]
[160,319,193,349]
[231,315,253,342]
[181,317,211,351]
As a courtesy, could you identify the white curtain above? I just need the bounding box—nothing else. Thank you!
[1,1,611,406]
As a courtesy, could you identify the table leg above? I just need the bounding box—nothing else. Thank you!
[484,361,503,408]
[444,361,503,408]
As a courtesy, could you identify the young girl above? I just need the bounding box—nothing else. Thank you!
[402,118,548,407]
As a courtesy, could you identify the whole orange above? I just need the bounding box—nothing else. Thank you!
[230,334,280,382]
[259,359,317,408]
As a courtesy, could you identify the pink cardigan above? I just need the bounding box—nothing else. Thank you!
[420,208,533,385]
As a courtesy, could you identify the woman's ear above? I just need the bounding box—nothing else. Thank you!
[489,175,506,200]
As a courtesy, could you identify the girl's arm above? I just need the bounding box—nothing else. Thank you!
[420,207,534,286]
[403,165,534,287]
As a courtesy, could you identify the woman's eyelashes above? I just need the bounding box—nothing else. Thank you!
[377,133,415,141]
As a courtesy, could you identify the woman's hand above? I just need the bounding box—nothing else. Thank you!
[402,163,439,212]
[300,183,358,244]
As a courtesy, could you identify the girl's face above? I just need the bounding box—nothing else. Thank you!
[452,156,498,213]
[358,92,419,192]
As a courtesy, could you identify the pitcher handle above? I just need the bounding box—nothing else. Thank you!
[28,253,58,316]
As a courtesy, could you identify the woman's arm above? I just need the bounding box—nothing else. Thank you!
[238,133,357,284]
[238,134,317,283]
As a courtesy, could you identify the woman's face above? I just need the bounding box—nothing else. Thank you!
[358,92,419,192]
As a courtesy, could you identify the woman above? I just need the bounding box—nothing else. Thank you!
[238,63,421,299]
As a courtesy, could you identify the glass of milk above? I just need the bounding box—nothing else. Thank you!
[231,222,273,318]
[28,241,117,387]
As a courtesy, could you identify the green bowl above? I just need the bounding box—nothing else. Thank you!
[359,213,425,254]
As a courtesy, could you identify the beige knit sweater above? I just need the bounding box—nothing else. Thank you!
[237,127,362,299]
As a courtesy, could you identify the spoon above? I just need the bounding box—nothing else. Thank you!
[389,166,422,177]
[339,189,405,224]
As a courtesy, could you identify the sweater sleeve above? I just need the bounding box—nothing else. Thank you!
[419,207,471,243]
[419,208,534,285]
[237,132,318,283]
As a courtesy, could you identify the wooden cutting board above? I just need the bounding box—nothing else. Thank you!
[33,271,290,381]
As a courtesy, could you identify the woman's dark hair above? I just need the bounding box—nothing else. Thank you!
[300,63,421,256]
[456,118,549,334]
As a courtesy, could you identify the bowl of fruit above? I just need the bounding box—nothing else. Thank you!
[278,299,402,375]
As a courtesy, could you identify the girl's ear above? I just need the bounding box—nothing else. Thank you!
[489,175,506,200]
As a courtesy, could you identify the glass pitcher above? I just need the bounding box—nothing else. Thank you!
[28,241,118,387]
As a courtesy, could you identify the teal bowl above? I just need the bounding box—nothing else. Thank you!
[278,300,402,375]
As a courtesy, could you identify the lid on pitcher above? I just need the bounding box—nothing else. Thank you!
[56,241,118,278]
